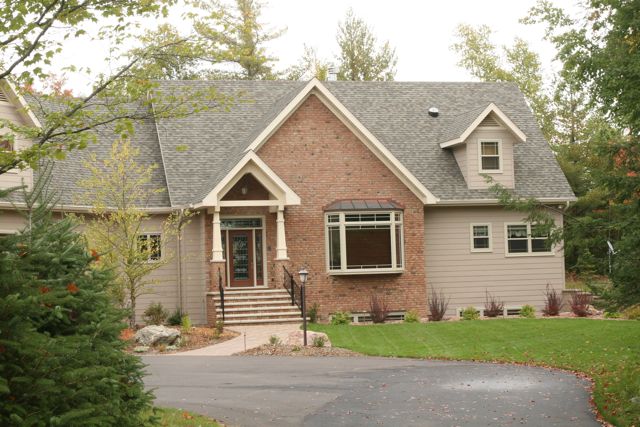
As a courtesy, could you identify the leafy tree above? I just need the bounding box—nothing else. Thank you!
[77,139,192,326]
[285,45,332,81]
[0,168,154,426]
[192,0,285,79]
[336,9,397,81]
[0,0,231,177]
[452,24,554,141]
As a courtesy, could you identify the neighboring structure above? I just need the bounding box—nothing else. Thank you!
[0,78,575,325]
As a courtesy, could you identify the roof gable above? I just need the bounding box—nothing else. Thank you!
[439,103,526,148]
[245,79,438,205]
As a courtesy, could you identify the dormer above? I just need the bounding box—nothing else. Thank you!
[440,103,526,190]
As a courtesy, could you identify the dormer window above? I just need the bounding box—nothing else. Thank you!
[479,140,501,172]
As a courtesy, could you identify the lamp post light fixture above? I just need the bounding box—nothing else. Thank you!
[298,267,308,346]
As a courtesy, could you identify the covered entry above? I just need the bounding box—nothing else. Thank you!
[221,217,265,287]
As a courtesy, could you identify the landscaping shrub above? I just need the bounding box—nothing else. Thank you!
[308,303,320,323]
[0,191,153,425]
[520,305,536,318]
[331,311,351,325]
[268,335,281,346]
[215,320,224,334]
[312,335,326,348]
[484,291,504,317]
[461,306,480,320]
[404,309,420,323]
[543,285,561,316]
[570,292,593,317]
[181,314,192,333]
[143,302,168,325]
[623,305,640,320]
[604,311,622,319]
[369,293,389,323]
[167,308,183,326]
[428,289,450,321]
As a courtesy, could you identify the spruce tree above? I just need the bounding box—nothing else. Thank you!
[0,170,155,426]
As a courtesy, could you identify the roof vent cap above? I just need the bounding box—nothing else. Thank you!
[428,107,439,117]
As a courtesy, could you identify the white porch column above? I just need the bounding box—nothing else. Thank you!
[211,207,225,262]
[275,205,289,260]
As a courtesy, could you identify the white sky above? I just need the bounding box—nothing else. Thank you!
[54,0,582,94]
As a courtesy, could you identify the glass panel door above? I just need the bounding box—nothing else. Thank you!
[228,230,254,287]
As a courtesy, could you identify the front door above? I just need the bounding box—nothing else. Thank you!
[228,230,254,287]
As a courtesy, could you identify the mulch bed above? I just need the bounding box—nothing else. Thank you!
[123,326,239,354]
[235,344,361,357]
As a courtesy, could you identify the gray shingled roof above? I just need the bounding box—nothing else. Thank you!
[27,80,573,208]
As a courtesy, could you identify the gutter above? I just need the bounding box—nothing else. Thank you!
[431,197,577,207]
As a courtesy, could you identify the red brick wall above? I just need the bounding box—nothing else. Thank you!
[254,94,427,319]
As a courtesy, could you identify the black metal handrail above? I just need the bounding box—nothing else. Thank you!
[283,266,303,310]
[218,268,225,321]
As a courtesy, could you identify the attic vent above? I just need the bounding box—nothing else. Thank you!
[0,88,8,103]
[479,114,501,127]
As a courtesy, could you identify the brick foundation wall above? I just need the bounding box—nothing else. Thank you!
[254,94,428,320]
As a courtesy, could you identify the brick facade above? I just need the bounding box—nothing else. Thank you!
[203,94,428,321]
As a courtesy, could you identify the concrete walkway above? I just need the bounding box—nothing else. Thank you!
[177,323,301,356]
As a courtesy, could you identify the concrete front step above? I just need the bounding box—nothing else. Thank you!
[211,289,290,297]
[221,299,295,308]
[222,317,304,326]
[210,288,302,325]
[217,305,300,314]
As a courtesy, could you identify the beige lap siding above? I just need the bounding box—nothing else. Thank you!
[135,214,208,325]
[0,97,33,190]
[424,206,565,316]
[0,209,26,232]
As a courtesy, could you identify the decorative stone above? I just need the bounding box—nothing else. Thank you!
[586,305,602,316]
[135,325,181,347]
[166,345,178,351]
[133,346,149,353]
[285,330,331,347]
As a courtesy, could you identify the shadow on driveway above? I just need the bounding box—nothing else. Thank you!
[143,356,598,426]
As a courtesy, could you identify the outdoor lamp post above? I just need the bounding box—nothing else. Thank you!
[298,267,308,346]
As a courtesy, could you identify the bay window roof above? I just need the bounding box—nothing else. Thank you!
[324,199,404,212]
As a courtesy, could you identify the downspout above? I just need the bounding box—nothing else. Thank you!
[177,208,185,313]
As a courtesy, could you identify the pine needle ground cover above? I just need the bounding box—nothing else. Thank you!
[311,319,640,426]
[152,407,220,427]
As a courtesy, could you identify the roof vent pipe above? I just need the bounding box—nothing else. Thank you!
[428,107,439,117]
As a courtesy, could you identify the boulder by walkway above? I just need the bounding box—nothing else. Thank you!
[135,325,180,347]
[285,330,331,347]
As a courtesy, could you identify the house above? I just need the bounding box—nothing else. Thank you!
[0,78,576,325]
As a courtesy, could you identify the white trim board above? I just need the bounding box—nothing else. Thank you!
[440,103,526,148]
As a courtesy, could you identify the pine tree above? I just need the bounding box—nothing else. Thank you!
[0,169,154,426]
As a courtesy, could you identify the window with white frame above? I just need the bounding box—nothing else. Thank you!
[479,140,501,172]
[470,224,492,252]
[138,233,162,261]
[505,223,551,255]
[326,211,403,273]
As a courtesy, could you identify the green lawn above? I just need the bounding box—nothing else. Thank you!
[310,318,640,426]
[152,407,220,426]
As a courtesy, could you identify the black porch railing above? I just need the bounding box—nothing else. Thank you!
[218,268,225,321]
[283,266,303,311]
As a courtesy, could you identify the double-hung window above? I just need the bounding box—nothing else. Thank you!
[505,223,551,255]
[470,223,492,252]
[326,211,403,273]
[138,233,162,261]
[479,140,501,172]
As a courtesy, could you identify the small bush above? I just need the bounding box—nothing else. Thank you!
[331,311,351,325]
[543,285,561,316]
[215,320,224,334]
[167,308,183,326]
[520,305,536,318]
[143,302,168,325]
[484,291,504,317]
[312,335,326,348]
[369,293,389,323]
[461,306,480,320]
[404,309,420,323]
[181,314,192,333]
[429,289,450,321]
[604,311,622,319]
[308,303,320,323]
[291,345,301,352]
[570,292,593,317]
[623,305,640,320]
[268,335,281,346]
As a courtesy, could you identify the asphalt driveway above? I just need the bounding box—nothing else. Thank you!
[143,356,598,426]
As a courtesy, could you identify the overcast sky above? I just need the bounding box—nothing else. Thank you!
[56,0,581,93]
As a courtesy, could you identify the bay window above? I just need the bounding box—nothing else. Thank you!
[326,211,404,273]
